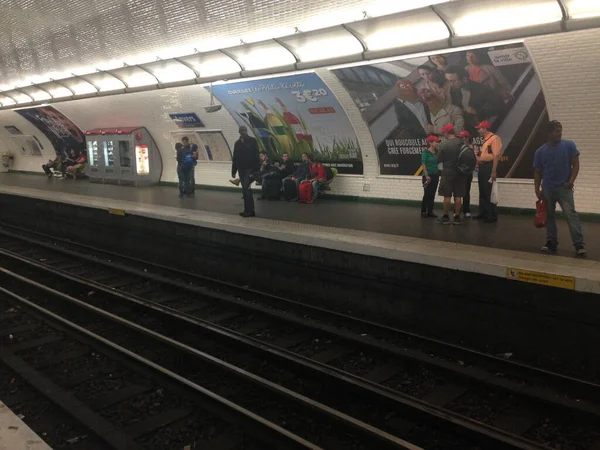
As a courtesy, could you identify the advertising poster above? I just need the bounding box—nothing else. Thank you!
[332,44,548,178]
[15,106,86,156]
[209,73,363,174]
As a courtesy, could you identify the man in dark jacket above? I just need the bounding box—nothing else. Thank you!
[232,126,260,217]
[278,152,295,178]
[445,66,505,133]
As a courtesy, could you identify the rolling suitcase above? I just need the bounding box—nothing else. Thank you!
[264,177,282,200]
[283,178,297,201]
[298,181,312,203]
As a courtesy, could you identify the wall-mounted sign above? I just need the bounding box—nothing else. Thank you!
[12,135,43,156]
[209,73,363,174]
[169,112,205,128]
[4,125,22,135]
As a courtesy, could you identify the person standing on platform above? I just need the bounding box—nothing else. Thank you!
[232,126,260,217]
[175,142,193,198]
[181,137,198,197]
[421,135,441,218]
[436,123,465,225]
[474,121,502,223]
[534,120,585,255]
[458,130,474,218]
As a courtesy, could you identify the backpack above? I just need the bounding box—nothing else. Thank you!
[182,152,194,169]
[457,144,476,175]
[324,165,334,181]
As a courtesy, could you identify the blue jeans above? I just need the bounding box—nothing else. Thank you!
[177,164,193,195]
[312,180,324,201]
[544,186,584,247]
[240,169,255,214]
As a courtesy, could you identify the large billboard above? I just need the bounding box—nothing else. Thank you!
[15,106,86,157]
[331,44,548,178]
[210,73,363,174]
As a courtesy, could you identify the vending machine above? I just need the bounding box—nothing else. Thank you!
[84,127,162,186]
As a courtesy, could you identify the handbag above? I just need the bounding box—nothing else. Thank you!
[490,181,499,205]
[534,199,547,228]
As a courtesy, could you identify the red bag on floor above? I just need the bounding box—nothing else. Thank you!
[299,181,312,203]
[534,199,547,228]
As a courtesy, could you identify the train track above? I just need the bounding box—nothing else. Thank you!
[1,225,600,449]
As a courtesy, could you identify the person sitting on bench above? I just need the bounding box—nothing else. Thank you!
[307,154,327,202]
[60,148,80,177]
[65,150,88,179]
[42,150,63,178]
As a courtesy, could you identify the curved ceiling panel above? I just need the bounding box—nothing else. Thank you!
[0,0,449,87]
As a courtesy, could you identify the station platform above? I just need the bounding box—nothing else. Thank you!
[0,401,51,450]
[1,172,599,295]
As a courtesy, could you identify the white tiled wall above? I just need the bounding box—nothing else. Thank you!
[526,28,600,214]
[1,28,598,212]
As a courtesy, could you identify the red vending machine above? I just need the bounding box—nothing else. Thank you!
[85,127,162,186]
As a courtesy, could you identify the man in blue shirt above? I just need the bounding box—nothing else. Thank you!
[181,137,198,197]
[533,120,585,255]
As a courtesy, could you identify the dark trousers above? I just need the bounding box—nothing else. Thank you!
[462,172,474,213]
[42,163,54,175]
[241,169,255,214]
[177,164,193,195]
[61,161,75,175]
[478,163,497,219]
[421,174,439,214]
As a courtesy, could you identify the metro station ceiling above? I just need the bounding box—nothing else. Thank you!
[0,0,447,87]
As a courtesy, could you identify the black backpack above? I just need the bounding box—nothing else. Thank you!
[457,144,476,175]
[324,165,334,181]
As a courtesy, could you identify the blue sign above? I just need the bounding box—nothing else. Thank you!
[169,112,204,128]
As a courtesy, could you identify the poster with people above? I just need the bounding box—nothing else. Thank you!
[331,44,548,178]
[15,106,86,157]
[209,73,363,174]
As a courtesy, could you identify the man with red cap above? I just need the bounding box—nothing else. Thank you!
[436,123,465,225]
[457,130,475,218]
[474,120,502,222]
[421,135,441,218]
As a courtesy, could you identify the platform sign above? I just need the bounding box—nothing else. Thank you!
[169,113,205,129]
[506,268,575,290]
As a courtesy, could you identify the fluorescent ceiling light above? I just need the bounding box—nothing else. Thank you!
[141,60,196,83]
[194,37,241,53]
[84,72,126,92]
[298,9,364,32]
[47,85,73,98]
[21,87,51,101]
[177,51,240,78]
[0,95,16,106]
[566,0,600,19]
[241,27,297,44]
[62,79,98,95]
[109,67,157,88]
[281,27,363,63]
[7,91,33,104]
[362,0,451,18]
[350,9,449,52]
[228,41,296,71]
[446,0,562,36]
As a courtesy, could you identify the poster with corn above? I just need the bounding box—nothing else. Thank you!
[209,73,363,174]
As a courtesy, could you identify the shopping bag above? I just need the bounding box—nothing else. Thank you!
[534,199,547,228]
[490,180,499,205]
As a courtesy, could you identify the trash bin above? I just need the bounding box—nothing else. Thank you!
[1,152,13,173]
